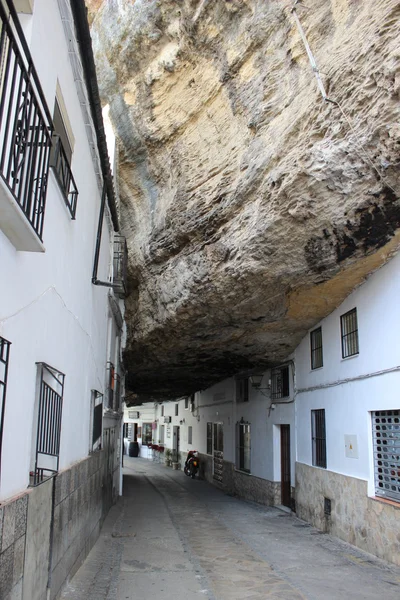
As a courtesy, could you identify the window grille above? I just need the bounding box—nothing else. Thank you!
[185,397,189,409]
[159,424,165,444]
[310,327,323,369]
[271,366,290,400]
[372,410,400,503]
[161,405,164,417]
[236,378,249,402]
[188,426,193,445]
[0,336,11,486]
[311,409,327,468]
[175,403,179,416]
[206,422,212,455]
[341,308,359,358]
[32,363,65,485]
[236,422,251,473]
[112,235,128,297]
[91,390,103,452]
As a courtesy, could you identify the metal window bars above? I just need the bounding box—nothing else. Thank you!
[310,327,323,370]
[50,133,78,218]
[92,390,103,452]
[271,366,290,400]
[0,0,53,240]
[0,336,11,489]
[373,410,400,503]
[32,363,65,486]
[341,308,359,358]
[312,409,327,469]
[106,362,121,411]
[112,235,128,297]
[236,422,251,473]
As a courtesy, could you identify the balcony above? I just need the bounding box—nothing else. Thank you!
[0,0,52,251]
[113,234,128,296]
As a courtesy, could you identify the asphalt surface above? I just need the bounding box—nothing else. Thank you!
[60,457,400,600]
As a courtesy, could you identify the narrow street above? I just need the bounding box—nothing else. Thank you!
[59,458,400,600]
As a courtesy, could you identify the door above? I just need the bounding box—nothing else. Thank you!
[173,426,180,461]
[281,425,291,508]
[213,423,224,483]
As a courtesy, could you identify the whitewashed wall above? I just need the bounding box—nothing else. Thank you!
[0,0,117,500]
[295,250,400,494]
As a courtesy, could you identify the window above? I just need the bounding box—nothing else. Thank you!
[311,409,327,468]
[32,363,65,485]
[236,378,249,402]
[50,87,78,218]
[341,308,359,358]
[207,422,212,455]
[91,390,103,452]
[372,410,400,503]
[159,425,165,445]
[161,405,164,417]
[123,423,130,438]
[310,327,323,369]
[236,422,251,473]
[188,426,193,445]
[0,336,11,484]
[142,423,152,446]
[271,366,290,400]
[185,397,189,409]
[175,403,179,416]
[106,362,115,409]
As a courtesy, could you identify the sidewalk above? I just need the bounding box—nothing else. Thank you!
[60,457,400,600]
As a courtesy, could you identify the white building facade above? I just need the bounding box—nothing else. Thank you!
[0,1,126,598]
[295,250,400,566]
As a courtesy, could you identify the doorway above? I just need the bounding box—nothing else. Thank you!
[280,424,291,508]
[213,423,224,483]
[173,426,180,461]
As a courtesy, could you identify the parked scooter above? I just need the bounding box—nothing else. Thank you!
[184,450,199,479]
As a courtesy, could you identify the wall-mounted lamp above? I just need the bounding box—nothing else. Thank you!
[179,418,186,425]
[249,374,271,390]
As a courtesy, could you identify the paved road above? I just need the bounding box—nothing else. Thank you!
[60,457,400,600]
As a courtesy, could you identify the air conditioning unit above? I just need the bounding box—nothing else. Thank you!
[164,416,172,423]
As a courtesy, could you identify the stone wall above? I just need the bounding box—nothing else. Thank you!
[199,453,281,507]
[296,462,400,566]
[0,442,119,600]
[0,491,28,600]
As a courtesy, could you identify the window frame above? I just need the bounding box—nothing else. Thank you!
[175,403,179,416]
[236,422,251,473]
[236,377,249,402]
[372,410,400,503]
[206,422,212,455]
[310,327,323,370]
[161,405,164,417]
[91,390,103,453]
[188,426,193,445]
[340,308,359,359]
[311,409,327,469]
[141,423,152,446]
[271,366,290,400]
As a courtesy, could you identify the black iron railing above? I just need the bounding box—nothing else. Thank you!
[0,1,53,241]
[0,336,11,488]
[50,133,78,219]
[113,234,128,296]
[32,363,64,486]
[271,366,290,400]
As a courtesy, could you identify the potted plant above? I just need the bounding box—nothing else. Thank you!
[165,448,172,467]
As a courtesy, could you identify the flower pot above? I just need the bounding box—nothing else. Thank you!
[172,462,179,470]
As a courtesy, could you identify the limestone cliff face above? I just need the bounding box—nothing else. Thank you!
[88,0,400,401]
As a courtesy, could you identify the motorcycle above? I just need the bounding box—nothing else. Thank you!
[184,450,199,478]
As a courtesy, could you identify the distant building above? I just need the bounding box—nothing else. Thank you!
[0,1,126,598]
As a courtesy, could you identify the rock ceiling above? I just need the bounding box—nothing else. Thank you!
[87,0,400,403]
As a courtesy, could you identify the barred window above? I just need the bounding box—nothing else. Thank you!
[372,410,400,503]
[91,390,103,452]
[161,405,164,417]
[310,327,323,370]
[142,423,152,446]
[175,403,179,416]
[271,366,290,400]
[0,336,11,484]
[311,409,327,468]
[32,363,65,485]
[341,308,359,358]
[206,422,212,455]
[188,426,193,445]
[236,422,251,473]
